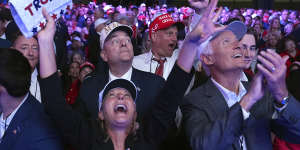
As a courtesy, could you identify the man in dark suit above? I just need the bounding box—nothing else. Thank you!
[0,48,63,150]
[181,0,300,149]
[75,22,165,123]
[0,38,11,48]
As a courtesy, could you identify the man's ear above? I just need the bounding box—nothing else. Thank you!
[98,110,104,120]
[200,54,215,66]
[100,50,108,62]
[151,32,158,42]
[0,85,7,97]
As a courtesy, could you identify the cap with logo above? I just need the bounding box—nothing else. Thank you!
[99,22,133,49]
[149,13,184,38]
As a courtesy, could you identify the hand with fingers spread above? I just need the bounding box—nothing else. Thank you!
[186,0,224,45]
[257,49,289,103]
[178,0,223,72]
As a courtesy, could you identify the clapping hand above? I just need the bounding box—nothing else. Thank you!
[257,49,289,103]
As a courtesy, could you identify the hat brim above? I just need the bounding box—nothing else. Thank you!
[102,79,137,101]
[209,21,247,42]
[159,21,185,32]
[105,25,133,43]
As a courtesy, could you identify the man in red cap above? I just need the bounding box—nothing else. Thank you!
[133,12,184,80]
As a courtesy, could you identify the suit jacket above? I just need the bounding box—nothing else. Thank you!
[0,38,11,48]
[0,94,63,150]
[40,64,193,150]
[181,79,300,150]
[74,67,165,122]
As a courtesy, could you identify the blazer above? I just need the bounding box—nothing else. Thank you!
[0,38,11,48]
[40,64,193,150]
[0,94,63,150]
[74,67,165,122]
[181,79,300,150]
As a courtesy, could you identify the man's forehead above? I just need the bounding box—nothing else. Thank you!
[105,30,130,42]
[110,30,129,37]
[159,25,178,32]
[109,87,129,92]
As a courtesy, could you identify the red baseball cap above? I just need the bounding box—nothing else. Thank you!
[149,13,184,38]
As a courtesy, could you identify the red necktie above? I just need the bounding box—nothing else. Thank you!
[153,58,166,77]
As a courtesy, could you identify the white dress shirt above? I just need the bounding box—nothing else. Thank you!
[108,67,132,82]
[0,93,28,142]
[211,78,249,150]
[133,49,179,80]
[30,68,41,102]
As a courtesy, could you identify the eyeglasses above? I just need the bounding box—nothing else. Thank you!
[109,38,132,46]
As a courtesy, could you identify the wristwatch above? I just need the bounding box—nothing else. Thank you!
[281,96,289,105]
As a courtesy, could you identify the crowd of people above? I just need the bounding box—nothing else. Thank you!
[0,0,300,149]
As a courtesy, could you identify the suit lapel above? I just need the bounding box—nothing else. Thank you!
[204,79,229,116]
[204,80,242,150]
[0,95,33,149]
[130,68,142,96]
[95,71,109,111]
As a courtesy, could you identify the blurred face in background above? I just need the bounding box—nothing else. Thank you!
[72,53,84,65]
[271,18,281,29]
[281,10,289,21]
[245,16,252,27]
[86,17,93,26]
[253,23,262,35]
[68,62,80,79]
[267,33,280,48]
[285,39,296,53]
[79,66,93,82]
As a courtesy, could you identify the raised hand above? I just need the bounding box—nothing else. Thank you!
[186,0,224,44]
[37,7,57,78]
[257,49,289,103]
[37,8,56,42]
[177,0,222,72]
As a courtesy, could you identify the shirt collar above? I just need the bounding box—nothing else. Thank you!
[109,67,133,82]
[211,78,247,108]
[0,93,29,129]
[31,68,38,80]
[241,72,248,82]
[146,49,176,63]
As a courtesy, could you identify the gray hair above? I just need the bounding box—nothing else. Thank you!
[196,37,214,76]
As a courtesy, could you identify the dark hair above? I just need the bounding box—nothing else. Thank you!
[5,22,22,45]
[0,7,12,22]
[0,48,31,97]
[246,28,258,44]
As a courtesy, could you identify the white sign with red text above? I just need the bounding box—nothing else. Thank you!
[9,0,72,38]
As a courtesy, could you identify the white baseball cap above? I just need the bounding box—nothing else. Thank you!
[99,22,133,49]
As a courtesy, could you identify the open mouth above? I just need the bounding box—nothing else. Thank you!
[114,104,127,113]
[232,54,242,58]
[168,43,176,48]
